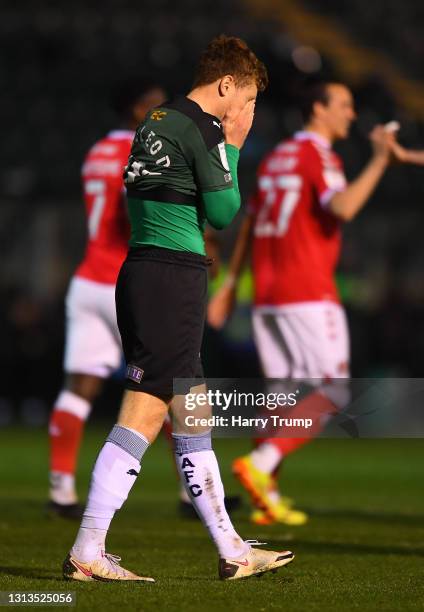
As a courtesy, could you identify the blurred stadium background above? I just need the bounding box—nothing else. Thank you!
[1,3,424,610]
[1,0,423,420]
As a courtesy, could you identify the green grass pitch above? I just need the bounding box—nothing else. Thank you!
[0,426,423,611]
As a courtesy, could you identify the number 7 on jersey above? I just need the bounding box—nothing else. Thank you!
[254,174,302,237]
[85,179,106,239]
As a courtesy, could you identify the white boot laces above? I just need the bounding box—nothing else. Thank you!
[103,552,127,577]
[104,553,122,565]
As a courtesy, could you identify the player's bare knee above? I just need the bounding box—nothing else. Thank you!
[171,385,212,435]
[64,373,103,403]
[117,390,170,443]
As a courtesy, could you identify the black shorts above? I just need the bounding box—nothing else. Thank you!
[115,246,207,399]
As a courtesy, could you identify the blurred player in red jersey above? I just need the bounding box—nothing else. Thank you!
[208,80,400,525]
[47,79,166,518]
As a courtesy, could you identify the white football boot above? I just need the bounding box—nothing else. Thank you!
[63,551,155,583]
[219,540,295,580]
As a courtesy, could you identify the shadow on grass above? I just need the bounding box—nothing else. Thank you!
[278,539,424,558]
[0,566,61,580]
[304,507,424,526]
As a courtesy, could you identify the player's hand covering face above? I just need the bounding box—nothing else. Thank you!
[222,83,257,149]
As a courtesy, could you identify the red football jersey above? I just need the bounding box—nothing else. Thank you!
[76,130,134,284]
[250,131,347,306]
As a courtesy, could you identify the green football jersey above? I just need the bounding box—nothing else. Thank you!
[124,96,240,255]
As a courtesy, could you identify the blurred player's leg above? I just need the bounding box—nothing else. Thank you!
[48,278,121,519]
[48,374,100,517]
[233,310,308,525]
[233,304,350,524]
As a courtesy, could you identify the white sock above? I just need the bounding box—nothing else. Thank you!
[50,472,78,505]
[71,425,149,562]
[250,442,282,474]
[173,433,248,559]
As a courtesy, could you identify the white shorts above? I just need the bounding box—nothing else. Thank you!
[252,302,350,380]
[63,276,122,378]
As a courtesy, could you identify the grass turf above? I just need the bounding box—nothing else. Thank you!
[0,426,423,611]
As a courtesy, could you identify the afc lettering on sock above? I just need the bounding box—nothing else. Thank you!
[181,457,203,497]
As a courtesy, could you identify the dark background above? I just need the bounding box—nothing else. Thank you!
[1,0,424,424]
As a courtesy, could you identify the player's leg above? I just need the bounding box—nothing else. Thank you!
[48,278,121,518]
[48,373,102,515]
[64,252,182,581]
[161,407,241,519]
[235,303,350,523]
[171,382,247,558]
[233,310,307,525]
[64,250,294,582]
[268,302,351,448]
[171,382,294,579]
[69,391,167,551]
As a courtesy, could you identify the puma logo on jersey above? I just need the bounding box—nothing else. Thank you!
[213,121,222,129]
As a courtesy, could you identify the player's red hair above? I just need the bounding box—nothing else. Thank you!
[193,35,268,92]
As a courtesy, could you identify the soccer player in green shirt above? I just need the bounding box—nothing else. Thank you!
[63,35,295,582]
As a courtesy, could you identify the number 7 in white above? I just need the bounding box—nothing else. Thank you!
[275,175,302,236]
[86,179,106,239]
[255,174,302,237]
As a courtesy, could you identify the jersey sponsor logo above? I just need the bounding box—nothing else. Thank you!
[82,159,123,177]
[151,110,167,121]
[90,143,118,156]
[266,156,298,173]
[125,158,162,182]
[218,141,230,171]
[126,364,144,383]
[276,143,299,153]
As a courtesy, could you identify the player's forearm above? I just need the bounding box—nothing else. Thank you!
[225,144,240,193]
[329,155,388,222]
[223,145,253,282]
[202,189,240,229]
[202,145,241,229]
[404,149,424,166]
[226,215,254,285]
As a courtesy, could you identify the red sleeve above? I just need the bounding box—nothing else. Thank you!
[305,145,347,209]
